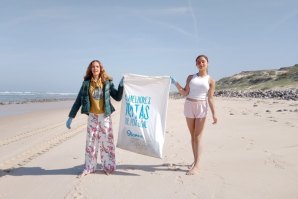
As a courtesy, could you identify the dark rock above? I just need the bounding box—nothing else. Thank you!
[214,89,298,101]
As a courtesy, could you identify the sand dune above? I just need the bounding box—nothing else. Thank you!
[0,98,297,199]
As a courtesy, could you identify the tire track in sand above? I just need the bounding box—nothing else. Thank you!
[0,122,65,148]
[0,124,85,175]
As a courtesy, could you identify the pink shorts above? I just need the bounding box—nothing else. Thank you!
[184,99,208,118]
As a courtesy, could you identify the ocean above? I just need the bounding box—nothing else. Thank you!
[0,91,77,105]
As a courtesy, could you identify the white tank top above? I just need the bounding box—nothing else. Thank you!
[187,74,210,100]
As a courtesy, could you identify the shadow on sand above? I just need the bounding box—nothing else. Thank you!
[0,163,188,177]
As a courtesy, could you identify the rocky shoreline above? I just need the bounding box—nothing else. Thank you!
[214,89,298,101]
[170,89,298,101]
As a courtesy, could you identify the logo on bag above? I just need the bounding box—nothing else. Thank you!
[127,130,144,139]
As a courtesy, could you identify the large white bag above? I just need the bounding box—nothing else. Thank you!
[117,74,171,158]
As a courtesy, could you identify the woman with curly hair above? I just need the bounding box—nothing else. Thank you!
[66,60,123,176]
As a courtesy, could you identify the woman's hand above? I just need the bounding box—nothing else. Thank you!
[170,76,177,85]
[66,117,73,129]
[119,77,124,86]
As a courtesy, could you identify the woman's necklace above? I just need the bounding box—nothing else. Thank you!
[92,77,102,88]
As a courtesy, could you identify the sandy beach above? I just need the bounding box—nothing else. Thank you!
[0,97,297,199]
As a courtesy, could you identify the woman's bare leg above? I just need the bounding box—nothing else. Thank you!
[186,117,195,169]
[187,117,206,175]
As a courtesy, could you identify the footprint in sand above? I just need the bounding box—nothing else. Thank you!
[162,163,181,171]
[64,178,86,199]
[267,115,278,122]
[264,153,285,169]
[241,137,254,150]
[285,122,295,128]
[269,119,278,122]
[265,158,285,169]
[247,139,254,150]
[175,175,184,184]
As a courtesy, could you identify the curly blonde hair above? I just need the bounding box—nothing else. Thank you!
[84,60,112,83]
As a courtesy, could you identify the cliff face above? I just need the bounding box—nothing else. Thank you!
[216,64,298,91]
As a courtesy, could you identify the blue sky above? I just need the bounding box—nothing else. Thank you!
[0,0,297,92]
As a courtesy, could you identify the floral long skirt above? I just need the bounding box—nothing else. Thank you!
[83,113,116,174]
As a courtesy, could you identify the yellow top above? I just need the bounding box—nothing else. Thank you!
[89,78,104,114]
